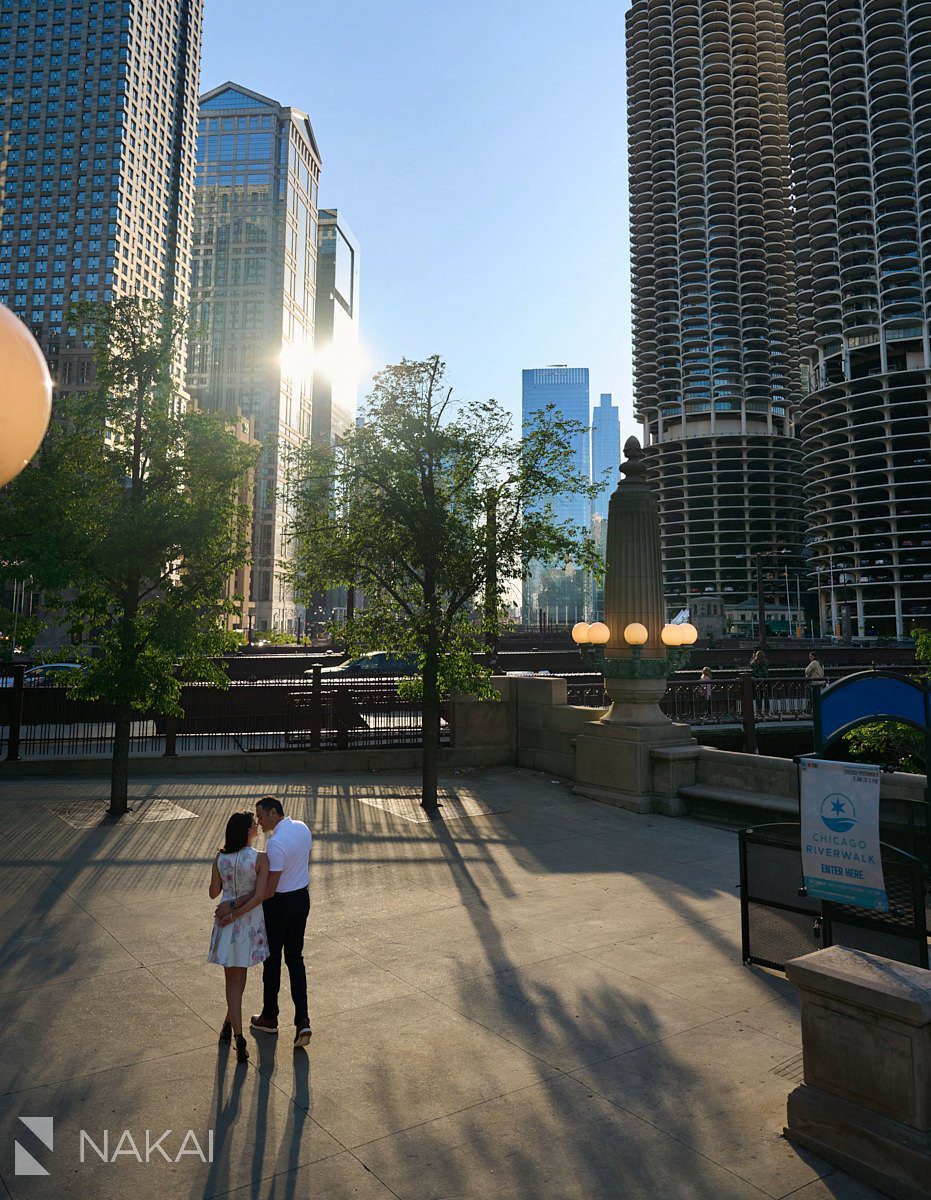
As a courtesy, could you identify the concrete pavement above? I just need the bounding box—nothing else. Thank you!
[0,768,881,1199]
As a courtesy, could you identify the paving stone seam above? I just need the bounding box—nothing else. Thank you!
[566,1083,809,1200]
[0,959,155,999]
[348,1072,775,1200]
[1,1040,221,1098]
[565,1052,839,1200]
[204,1151,405,1200]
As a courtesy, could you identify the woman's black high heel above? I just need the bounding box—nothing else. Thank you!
[219,1020,232,1043]
[235,1034,249,1063]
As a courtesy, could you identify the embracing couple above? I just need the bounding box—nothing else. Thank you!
[207,795,313,1063]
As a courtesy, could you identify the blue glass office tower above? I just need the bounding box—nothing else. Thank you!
[521,366,590,622]
[188,82,321,633]
[522,367,590,527]
[591,393,620,520]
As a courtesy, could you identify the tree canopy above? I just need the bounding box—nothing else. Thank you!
[0,298,258,812]
[285,355,600,810]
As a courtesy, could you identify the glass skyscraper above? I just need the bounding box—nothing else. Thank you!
[311,208,359,445]
[521,367,591,528]
[521,366,591,623]
[188,82,321,633]
[591,392,620,520]
[0,0,203,391]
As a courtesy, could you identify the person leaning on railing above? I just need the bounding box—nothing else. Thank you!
[804,652,826,713]
[804,652,825,682]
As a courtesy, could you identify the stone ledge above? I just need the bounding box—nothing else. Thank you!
[787,946,931,1026]
[679,783,797,818]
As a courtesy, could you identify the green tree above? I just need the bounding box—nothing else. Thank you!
[285,355,600,814]
[844,627,930,774]
[0,582,43,658]
[0,298,258,814]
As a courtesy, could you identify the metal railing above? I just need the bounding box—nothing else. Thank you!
[563,672,818,753]
[662,675,813,725]
[0,670,451,761]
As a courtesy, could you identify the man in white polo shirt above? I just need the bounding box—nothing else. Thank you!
[250,795,313,1047]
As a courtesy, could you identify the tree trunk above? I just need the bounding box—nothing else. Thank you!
[420,647,441,815]
[110,568,140,818]
[109,706,131,816]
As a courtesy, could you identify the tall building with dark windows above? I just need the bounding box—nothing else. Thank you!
[311,209,359,445]
[591,392,620,520]
[188,82,321,634]
[0,0,203,391]
[521,366,591,624]
[626,0,806,618]
[784,1,931,638]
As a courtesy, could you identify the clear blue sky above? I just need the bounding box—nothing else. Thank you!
[201,0,635,442]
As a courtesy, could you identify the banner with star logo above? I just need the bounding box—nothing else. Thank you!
[800,759,887,912]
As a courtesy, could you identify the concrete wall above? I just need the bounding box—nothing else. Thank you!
[682,745,927,825]
[510,676,608,779]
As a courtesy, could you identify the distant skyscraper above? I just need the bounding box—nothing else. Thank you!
[591,393,620,520]
[521,366,590,622]
[521,367,590,528]
[312,209,359,445]
[784,0,931,638]
[188,83,321,634]
[626,0,805,616]
[0,0,203,391]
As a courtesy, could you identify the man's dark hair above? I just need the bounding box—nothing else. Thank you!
[257,795,284,816]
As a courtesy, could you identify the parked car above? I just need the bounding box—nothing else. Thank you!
[310,652,418,677]
[23,663,85,687]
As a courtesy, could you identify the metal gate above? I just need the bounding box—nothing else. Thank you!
[740,822,928,971]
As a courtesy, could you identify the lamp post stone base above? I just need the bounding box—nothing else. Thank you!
[573,676,697,815]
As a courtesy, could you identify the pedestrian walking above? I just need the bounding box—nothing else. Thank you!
[699,667,714,721]
[750,650,769,717]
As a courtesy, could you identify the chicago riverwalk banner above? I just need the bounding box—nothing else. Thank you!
[800,758,887,912]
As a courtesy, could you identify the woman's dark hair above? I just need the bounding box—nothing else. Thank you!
[221,811,254,854]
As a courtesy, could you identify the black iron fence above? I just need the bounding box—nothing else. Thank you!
[0,669,451,761]
[739,822,928,971]
[564,672,817,752]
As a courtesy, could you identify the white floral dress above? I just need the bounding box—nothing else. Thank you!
[207,847,269,968]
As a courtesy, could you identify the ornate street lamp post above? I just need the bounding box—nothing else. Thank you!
[573,437,699,812]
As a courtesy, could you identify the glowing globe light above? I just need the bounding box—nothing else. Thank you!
[678,622,699,645]
[571,622,591,645]
[587,621,611,646]
[661,623,684,646]
[0,305,53,487]
[623,622,649,647]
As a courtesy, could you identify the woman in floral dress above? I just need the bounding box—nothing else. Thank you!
[208,812,269,1062]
